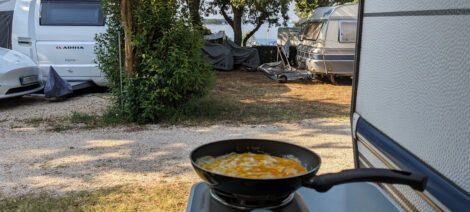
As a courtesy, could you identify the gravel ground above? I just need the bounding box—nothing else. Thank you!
[0,94,110,127]
[0,94,353,199]
[0,119,352,198]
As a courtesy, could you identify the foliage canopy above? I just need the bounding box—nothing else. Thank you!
[95,0,214,123]
[205,0,291,46]
[294,0,357,19]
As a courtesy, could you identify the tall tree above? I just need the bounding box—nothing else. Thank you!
[186,0,203,28]
[206,0,291,46]
[294,0,356,19]
[120,0,134,75]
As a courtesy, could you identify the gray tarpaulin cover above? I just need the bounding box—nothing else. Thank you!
[223,40,259,69]
[202,40,260,71]
[202,41,234,70]
[258,61,286,75]
[44,66,73,98]
[0,11,13,49]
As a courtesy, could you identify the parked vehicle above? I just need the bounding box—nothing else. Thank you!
[0,47,44,99]
[6,0,106,88]
[277,27,301,47]
[351,0,470,211]
[0,0,14,50]
[296,3,357,82]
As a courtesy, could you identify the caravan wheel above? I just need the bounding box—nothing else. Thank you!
[278,76,288,83]
[329,74,337,85]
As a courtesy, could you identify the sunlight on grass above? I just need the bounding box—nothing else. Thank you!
[0,183,192,212]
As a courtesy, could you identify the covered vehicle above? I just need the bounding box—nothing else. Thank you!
[202,40,260,71]
[0,48,44,99]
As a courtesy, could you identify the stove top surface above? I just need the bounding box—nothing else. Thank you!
[186,182,402,212]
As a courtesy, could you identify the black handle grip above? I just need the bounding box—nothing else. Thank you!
[304,168,427,192]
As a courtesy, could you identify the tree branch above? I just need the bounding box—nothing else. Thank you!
[220,3,233,28]
[242,15,264,46]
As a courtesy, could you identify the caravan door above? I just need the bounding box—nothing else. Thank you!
[0,0,15,49]
[34,0,105,80]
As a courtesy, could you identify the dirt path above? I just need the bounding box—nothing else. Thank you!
[0,119,352,198]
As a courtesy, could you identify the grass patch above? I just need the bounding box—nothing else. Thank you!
[48,124,73,132]
[21,111,124,132]
[70,112,97,125]
[0,183,191,212]
[24,118,49,127]
[20,70,351,129]
[162,95,309,125]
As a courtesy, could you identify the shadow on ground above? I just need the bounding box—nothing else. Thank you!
[0,118,352,197]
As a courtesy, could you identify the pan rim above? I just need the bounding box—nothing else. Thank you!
[190,138,321,181]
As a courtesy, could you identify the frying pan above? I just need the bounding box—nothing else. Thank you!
[190,139,427,201]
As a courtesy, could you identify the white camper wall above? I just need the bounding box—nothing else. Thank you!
[356,0,470,196]
[0,0,15,11]
[11,0,37,60]
[363,0,470,13]
[323,4,357,49]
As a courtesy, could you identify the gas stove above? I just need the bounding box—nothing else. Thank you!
[187,182,403,212]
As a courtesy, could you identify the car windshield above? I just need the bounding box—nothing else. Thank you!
[301,22,323,40]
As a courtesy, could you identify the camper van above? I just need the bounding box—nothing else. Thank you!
[277,27,301,47]
[352,0,470,211]
[296,4,357,82]
[0,0,14,49]
[8,0,106,88]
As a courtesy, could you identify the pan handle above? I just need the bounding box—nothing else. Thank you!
[304,168,427,192]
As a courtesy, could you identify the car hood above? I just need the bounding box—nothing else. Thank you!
[0,47,37,73]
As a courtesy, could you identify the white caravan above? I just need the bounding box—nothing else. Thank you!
[10,0,107,88]
[1,1,44,99]
[277,27,301,47]
[352,0,470,211]
[296,4,357,81]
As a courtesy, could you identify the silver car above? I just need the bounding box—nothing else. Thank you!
[0,47,43,99]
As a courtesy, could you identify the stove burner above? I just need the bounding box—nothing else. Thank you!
[210,189,295,210]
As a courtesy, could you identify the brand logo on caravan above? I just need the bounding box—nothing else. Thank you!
[56,46,85,50]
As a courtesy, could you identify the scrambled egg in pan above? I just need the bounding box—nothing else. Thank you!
[196,153,307,179]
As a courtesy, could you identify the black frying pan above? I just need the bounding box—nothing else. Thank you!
[190,139,427,200]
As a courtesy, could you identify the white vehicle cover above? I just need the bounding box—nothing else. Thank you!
[0,47,36,70]
[0,47,43,99]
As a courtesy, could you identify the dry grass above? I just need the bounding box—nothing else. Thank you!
[170,70,352,125]
[0,182,191,212]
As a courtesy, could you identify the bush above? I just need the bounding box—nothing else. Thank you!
[95,0,214,123]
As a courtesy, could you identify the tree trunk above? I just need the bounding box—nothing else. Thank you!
[120,0,134,75]
[232,6,243,46]
[188,0,202,28]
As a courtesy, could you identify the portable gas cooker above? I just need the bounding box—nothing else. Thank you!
[186,182,403,212]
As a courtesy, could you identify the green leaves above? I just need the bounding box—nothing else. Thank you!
[294,0,356,19]
[95,0,214,123]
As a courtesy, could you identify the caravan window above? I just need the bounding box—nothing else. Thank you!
[40,0,104,26]
[339,20,357,43]
[301,22,323,41]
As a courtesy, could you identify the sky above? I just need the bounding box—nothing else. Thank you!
[204,2,300,25]
[203,2,300,42]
